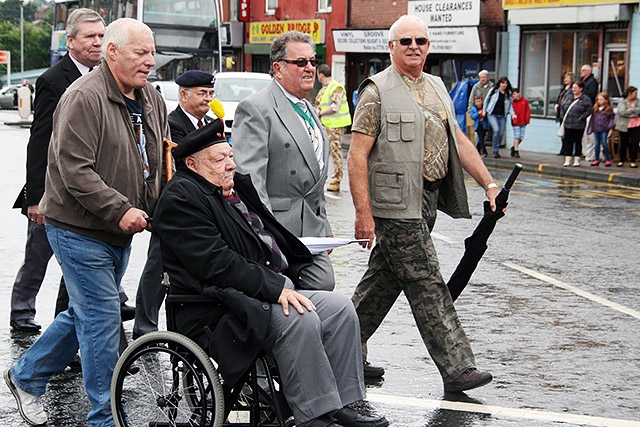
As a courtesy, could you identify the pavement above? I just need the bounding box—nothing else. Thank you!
[341,133,640,188]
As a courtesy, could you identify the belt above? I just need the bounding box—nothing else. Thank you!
[424,178,443,192]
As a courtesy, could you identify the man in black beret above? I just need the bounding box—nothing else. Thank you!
[133,69,216,338]
[152,120,389,427]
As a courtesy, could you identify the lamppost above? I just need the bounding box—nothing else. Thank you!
[20,2,24,82]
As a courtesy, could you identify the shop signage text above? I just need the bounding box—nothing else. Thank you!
[504,0,636,9]
[408,0,480,27]
[250,20,324,44]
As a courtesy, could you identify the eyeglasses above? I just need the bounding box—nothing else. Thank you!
[186,89,215,98]
[281,58,321,68]
[393,37,429,46]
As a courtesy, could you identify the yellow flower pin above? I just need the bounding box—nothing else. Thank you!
[208,99,225,120]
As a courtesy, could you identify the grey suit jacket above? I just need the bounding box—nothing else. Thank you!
[232,80,332,238]
[232,81,335,290]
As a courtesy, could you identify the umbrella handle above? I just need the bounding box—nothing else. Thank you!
[495,163,523,210]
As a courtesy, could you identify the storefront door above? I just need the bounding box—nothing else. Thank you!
[603,46,626,99]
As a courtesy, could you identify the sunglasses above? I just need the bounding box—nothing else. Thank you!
[393,37,429,46]
[281,58,321,68]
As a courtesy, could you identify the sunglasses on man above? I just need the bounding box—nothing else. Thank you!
[281,58,321,68]
[393,37,429,46]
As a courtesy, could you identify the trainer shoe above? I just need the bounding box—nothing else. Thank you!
[327,183,340,192]
[4,368,48,425]
[444,368,493,393]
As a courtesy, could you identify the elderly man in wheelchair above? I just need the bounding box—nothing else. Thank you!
[111,120,389,427]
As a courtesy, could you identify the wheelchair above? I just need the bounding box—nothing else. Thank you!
[110,294,295,427]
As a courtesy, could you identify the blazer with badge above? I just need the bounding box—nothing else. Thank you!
[168,105,213,144]
[232,80,332,239]
[14,53,82,214]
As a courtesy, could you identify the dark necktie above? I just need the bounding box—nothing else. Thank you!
[197,119,204,128]
[88,67,94,72]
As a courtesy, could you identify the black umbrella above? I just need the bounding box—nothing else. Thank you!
[447,163,523,301]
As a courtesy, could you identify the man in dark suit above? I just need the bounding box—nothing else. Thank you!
[132,69,215,339]
[232,31,335,291]
[9,8,105,332]
[154,120,388,427]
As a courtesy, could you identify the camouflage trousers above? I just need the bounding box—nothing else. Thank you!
[351,189,476,382]
[325,126,345,185]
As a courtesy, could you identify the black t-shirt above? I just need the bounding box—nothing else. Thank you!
[493,92,505,116]
[124,92,150,179]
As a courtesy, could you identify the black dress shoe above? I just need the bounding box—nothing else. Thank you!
[331,408,389,427]
[363,361,385,379]
[120,303,136,322]
[10,319,41,332]
[299,414,345,427]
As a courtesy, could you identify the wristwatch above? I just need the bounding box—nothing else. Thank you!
[484,183,499,192]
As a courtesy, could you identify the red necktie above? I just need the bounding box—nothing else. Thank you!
[197,119,204,128]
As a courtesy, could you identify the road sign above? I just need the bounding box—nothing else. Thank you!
[0,50,9,64]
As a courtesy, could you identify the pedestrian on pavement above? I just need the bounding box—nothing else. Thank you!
[579,64,598,104]
[614,86,640,168]
[132,69,215,340]
[153,120,389,427]
[469,95,488,157]
[347,14,497,391]
[484,76,513,158]
[315,64,352,193]
[233,31,336,291]
[467,69,492,111]
[4,18,167,427]
[510,88,530,159]
[555,72,576,155]
[586,92,615,167]
[9,8,105,333]
[559,81,592,167]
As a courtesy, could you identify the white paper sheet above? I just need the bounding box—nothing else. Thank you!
[298,237,370,254]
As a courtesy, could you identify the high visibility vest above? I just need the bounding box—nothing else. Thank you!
[319,79,352,128]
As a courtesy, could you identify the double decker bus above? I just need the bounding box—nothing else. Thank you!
[50,0,223,79]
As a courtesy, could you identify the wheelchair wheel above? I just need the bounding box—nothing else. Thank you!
[111,331,225,427]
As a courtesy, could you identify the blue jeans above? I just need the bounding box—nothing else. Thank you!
[488,114,506,153]
[11,224,130,427]
[593,131,611,161]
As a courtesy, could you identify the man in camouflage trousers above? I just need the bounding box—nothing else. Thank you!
[315,64,351,192]
[347,15,499,392]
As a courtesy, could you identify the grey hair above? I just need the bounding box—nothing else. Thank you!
[269,31,314,76]
[388,15,429,41]
[581,64,592,72]
[478,70,489,77]
[66,8,104,38]
[102,18,153,60]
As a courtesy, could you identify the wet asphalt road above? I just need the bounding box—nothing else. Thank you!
[1,109,639,427]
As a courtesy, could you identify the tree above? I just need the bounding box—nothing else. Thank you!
[0,0,38,25]
[0,19,52,76]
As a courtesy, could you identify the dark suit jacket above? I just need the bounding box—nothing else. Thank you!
[153,168,312,386]
[168,105,213,144]
[14,53,82,214]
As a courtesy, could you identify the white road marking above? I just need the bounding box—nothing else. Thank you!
[503,262,640,320]
[367,392,640,426]
[431,232,457,243]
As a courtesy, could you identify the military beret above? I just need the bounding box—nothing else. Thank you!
[173,119,227,159]
[175,70,215,88]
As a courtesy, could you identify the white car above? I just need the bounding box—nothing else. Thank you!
[152,80,180,113]
[213,72,272,138]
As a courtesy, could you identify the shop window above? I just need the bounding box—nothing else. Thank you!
[521,29,598,118]
[318,0,332,12]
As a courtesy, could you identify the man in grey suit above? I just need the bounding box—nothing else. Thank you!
[232,31,335,291]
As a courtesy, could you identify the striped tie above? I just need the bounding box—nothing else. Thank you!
[296,101,323,171]
[197,119,204,128]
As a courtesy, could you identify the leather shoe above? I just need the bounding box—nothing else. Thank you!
[331,407,389,427]
[10,319,41,332]
[120,302,136,322]
[363,361,385,379]
[299,414,345,427]
[444,368,493,393]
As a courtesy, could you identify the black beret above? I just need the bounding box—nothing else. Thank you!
[175,70,215,88]
[173,119,227,159]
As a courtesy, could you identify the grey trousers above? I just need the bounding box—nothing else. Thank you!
[133,232,166,337]
[262,290,365,424]
[11,220,54,322]
[297,252,336,291]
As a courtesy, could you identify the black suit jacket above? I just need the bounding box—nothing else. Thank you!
[14,53,82,214]
[168,106,213,144]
